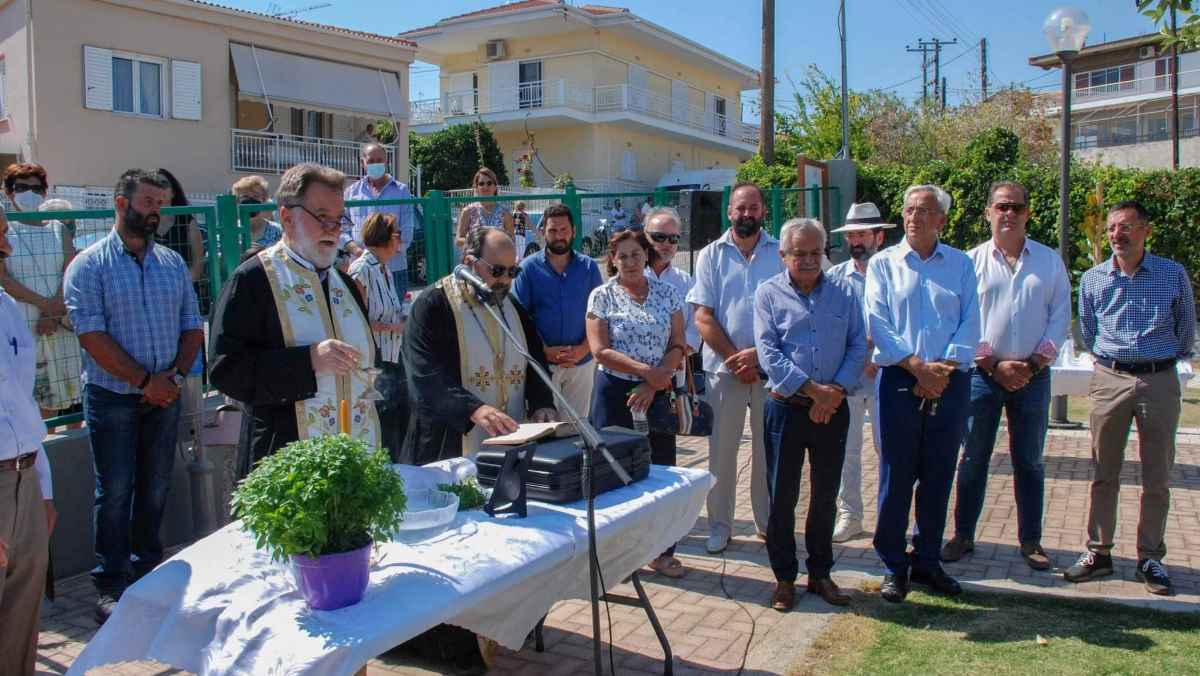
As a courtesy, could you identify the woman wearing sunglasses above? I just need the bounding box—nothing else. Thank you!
[586,230,688,578]
[454,167,514,250]
[231,175,283,248]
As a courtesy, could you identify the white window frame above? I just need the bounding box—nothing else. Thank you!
[110,49,168,119]
[0,58,7,120]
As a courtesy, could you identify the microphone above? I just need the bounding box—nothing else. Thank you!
[453,264,494,304]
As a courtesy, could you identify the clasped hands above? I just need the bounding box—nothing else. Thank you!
[546,343,589,368]
[907,358,957,400]
[984,357,1046,392]
[801,380,845,424]
[724,347,759,384]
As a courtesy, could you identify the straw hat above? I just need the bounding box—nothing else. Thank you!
[831,202,897,233]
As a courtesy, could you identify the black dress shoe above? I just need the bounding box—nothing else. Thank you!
[910,565,962,596]
[880,573,909,603]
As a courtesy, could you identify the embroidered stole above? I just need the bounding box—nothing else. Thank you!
[258,243,381,445]
[440,276,528,455]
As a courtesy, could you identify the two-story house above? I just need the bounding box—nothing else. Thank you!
[401,0,759,192]
[1030,32,1199,169]
[0,0,416,196]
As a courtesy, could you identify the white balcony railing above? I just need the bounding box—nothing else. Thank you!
[231,130,398,179]
[410,78,759,146]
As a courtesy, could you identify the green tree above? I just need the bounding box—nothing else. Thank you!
[778,66,895,162]
[1138,1,1200,49]
[407,123,508,193]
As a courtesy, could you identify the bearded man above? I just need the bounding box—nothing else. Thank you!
[404,227,557,464]
[686,181,784,553]
[210,164,380,477]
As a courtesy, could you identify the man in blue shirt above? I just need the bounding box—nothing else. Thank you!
[64,169,204,624]
[1066,200,1196,595]
[344,143,417,298]
[755,218,866,610]
[687,182,784,553]
[864,184,979,603]
[512,204,603,418]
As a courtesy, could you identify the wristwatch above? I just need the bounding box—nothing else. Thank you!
[1026,357,1044,375]
[169,372,185,388]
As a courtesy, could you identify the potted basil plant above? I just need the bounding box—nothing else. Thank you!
[231,434,406,610]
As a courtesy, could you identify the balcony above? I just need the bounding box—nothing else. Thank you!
[1059,53,1200,110]
[410,79,759,148]
[231,130,400,180]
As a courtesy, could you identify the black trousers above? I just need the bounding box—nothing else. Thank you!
[763,396,849,582]
[591,369,677,556]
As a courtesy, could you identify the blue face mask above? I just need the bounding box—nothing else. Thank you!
[365,163,387,180]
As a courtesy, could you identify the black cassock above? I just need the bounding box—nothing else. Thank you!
[208,255,372,476]
[402,283,555,465]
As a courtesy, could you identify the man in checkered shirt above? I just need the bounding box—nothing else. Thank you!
[64,170,204,624]
[1065,199,1196,596]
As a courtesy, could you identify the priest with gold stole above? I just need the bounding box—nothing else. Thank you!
[209,163,380,477]
[403,227,557,464]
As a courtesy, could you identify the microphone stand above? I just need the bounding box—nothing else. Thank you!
[467,284,671,675]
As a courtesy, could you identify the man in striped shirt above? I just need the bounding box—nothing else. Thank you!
[1066,200,1195,595]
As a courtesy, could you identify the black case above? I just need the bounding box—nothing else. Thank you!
[476,427,651,503]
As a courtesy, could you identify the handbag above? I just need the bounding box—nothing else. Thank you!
[645,360,713,437]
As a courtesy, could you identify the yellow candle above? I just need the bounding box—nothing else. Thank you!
[338,399,351,434]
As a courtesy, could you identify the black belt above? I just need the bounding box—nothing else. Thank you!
[0,451,38,472]
[1094,357,1176,375]
[769,392,813,408]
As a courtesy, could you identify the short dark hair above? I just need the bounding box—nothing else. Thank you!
[730,181,766,205]
[463,226,514,261]
[1109,199,1150,222]
[541,203,574,229]
[987,181,1029,206]
[3,163,47,193]
[362,212,398,247]
[114,169,169,202]
[605,229,659,276]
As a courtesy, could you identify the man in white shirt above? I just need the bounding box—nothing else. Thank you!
[687,182,784,553]
[942,181,1070,571]
[643,206,699,353]
[0,212,57,675]
[610,199,630,232]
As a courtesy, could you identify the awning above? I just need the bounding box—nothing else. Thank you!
[230,43,406,119]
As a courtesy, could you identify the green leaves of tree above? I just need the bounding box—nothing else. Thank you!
[407,123,509,194]
[231,434,407,561]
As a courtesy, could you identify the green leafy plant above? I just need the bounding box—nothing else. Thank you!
[231,434,407,562]
[438,479,487,511]
[408,123,509,192]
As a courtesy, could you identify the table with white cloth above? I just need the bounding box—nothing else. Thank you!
[68,465,713,676]
[1049,338,1194,397]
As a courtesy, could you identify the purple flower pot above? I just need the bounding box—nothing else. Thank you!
[290,542,372,610]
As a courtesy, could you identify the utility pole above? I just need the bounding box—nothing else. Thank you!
[838,0,850,159]
[906,41,933,101]
[908,37,956,106]
[980,38,989,100]
[1172,4,1180,170]
[760,0,775,163]
[941,76,948,110]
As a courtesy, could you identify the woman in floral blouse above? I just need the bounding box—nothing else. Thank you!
[586,229,687,577]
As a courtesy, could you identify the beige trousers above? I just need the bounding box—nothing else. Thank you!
[0,465,49,675]
[550,361,597,420]
[1086,364,1180,560]
[704,371,770,534]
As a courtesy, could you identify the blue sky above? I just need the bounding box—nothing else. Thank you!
[231,0,1153,117]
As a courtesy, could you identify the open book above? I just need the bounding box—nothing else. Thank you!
[481,421,577,446]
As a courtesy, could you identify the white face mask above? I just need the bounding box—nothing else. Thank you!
[14,191,44,212]
[365,163,387,180]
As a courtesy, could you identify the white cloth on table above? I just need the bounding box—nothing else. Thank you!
[68,465,713,676]
[1050,338,1194,397]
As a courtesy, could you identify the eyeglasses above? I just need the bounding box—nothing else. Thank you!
[992,202,1027,213]
[292,204,346,232]
[475,259,521,279]
[784,250,823,260]
[11,184,46,194]
[903,206,937,217]
[238,197,263,206]
[647,232,681,244]
[476,180,495,187]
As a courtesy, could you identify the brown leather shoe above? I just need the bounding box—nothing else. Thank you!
[807,577,850,606]
[1021,542,1052,571]
[771,581,796,611]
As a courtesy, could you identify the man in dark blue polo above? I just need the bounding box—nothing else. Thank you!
[513,204,603,416]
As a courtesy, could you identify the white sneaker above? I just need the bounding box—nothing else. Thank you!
[706,525,731,553]
[831,515,863,543]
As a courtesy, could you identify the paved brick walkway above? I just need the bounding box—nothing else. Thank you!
[38,423,1200,675]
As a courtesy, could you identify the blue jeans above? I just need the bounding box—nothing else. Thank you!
[84,384,181,589]
[391,269,409,301]
[953,367,1050,545]
[873,367,970,575]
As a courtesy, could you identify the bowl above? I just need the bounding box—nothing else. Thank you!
[390,488,459,541]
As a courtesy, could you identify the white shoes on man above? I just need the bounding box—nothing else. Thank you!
[706,524,731,553]
[832,515,864,543]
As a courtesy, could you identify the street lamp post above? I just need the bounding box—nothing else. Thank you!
[1044,6,1091,428]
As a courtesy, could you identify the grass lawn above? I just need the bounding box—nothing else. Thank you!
[793,587,1200,676]
[1064,393,1200,429]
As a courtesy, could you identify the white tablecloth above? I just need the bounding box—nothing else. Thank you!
[68,465,713,676]
[1050,339,1194,397]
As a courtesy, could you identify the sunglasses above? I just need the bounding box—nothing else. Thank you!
[12,184,46,194]
[992,203,1027,213]
[238,197,263,206]
[475,259,521,279]
[647,232,681,244]
[476,180,496,187]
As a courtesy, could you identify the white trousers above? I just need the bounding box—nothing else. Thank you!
[704,370,769,534]
[550,360,596,419]
[836,391,878,520]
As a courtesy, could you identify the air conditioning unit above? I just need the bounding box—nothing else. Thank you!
[1140,45,1158,59]
[485,39,507,61]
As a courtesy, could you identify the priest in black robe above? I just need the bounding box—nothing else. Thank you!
[404,227,556,464]
[210,164,381,477]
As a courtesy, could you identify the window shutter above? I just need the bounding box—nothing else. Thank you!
[171,59,202,120]
[83,45,113,111]
[0,59,7,119]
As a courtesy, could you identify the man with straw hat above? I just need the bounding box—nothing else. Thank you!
[827,202,895,543]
